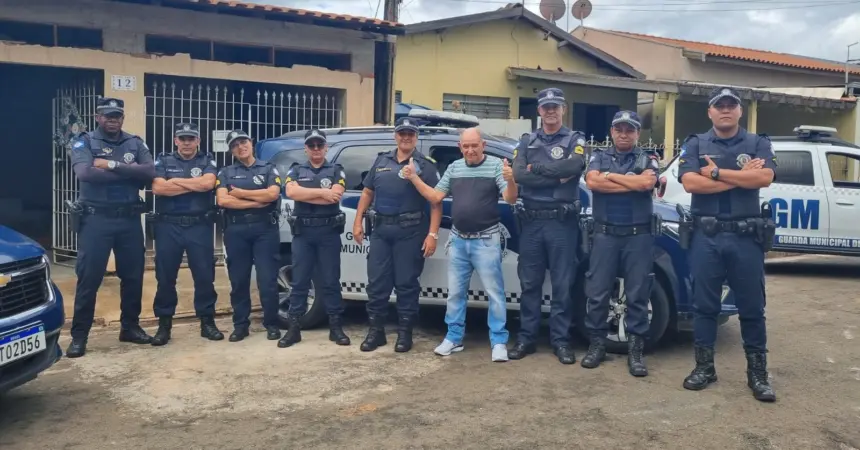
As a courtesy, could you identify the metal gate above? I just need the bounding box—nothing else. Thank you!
[51,80,100,266]
[143,78,344,265]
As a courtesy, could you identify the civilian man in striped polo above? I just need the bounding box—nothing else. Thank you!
[402,127,519,362]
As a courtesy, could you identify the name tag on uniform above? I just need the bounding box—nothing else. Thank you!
[376,167,391,172]
[298,177,313,182]
[230,175,247,179]
[167,169,184,173]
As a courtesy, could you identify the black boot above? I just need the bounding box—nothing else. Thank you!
[151,317,173,346]
[508,341,536,360]
[627,334,648,377]
[200,316,224,341]
[328,315,350,346]
[745,351,776,402]
[277,315,302,348]
[360,316,387,352]
[683,346,718,390]
[553,345,576,364]
[394,315,414,353]
[66,337,87,358]
[119,324,153,344]
[266,326,282,340]
[580,336,607,369]
[229,326,249,342]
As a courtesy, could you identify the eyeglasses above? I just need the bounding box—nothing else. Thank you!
[306,143,325,150]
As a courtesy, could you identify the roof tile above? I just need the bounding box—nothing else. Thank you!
[606,29,860,76]
[186,0,403,29]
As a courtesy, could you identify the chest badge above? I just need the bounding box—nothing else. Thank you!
[252,175,264,185]
[550,147,564,159]
[103,148,113,155]
[736,153,751,168]
[320,178,332,189]
[123,153,135,164]
[190,167,202,178]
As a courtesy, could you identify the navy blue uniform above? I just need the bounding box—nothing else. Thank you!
[152,151,219,319]
[69,127,154,340]
[284,160,347,318]
[217,159,282,330]
[363,150,439,320]
[511,126,586,350]
[584,146,658,341]
[677,128,776,352]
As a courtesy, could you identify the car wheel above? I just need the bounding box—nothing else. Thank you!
[276,254,327,330]
[574,274,671,355]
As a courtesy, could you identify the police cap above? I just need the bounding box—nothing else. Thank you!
[394,117,419,134]
[304,129,327,145]
[708,86,742,107]
[97,97,124,115]
[611,110,642,129]
[175,122,200,138]
[537,88,566,107]
[226,129,251,148]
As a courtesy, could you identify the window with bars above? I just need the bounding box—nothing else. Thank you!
[442,93,510,119]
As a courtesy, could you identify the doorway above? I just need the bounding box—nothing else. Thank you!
[0,63,103,259]
[572,103,620,141]
[518,97,538,130]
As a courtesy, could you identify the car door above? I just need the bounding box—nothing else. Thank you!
[331,140,396,300]
[765,145,830,252]
[817,145,860,253]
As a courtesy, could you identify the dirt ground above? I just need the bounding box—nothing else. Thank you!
[1,255,859,450]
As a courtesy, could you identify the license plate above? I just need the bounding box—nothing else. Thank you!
[0,324,47,368]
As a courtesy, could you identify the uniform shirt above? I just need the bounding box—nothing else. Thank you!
[285,160,346,218]
[677,128,777,220]
[154,151,218,215]
[71,128,154,206]
[362,150,439,216]
[216,159,282,214]
[512,126,586,208]
[435,155,507,233]
[588,146,657,226]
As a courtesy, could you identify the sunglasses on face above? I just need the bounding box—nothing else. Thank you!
[306,142,326,150]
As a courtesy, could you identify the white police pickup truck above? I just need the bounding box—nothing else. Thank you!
[660,125,860,256]
[226,110,738,354]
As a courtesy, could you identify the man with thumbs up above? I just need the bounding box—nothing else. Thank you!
[403,127,517,362]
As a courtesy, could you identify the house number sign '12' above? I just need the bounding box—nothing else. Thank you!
[111,75,137,92]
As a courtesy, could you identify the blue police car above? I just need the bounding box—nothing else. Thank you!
[0,226,65,395]
[238,110,736,354]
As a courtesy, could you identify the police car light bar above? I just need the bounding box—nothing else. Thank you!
[407,110,481,128]
[794,125,838,137]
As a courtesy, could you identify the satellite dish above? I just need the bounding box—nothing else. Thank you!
[571,0,593,21]
[539,0,566,23]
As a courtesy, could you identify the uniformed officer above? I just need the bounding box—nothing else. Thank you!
[352,117,442,353]
[66,97,156,358]
[150,122,223,345]
[216,130,283,343]
[278,129,350,348]
[677,86,778,402]
[581,111,659,377]
[509,87,587,365]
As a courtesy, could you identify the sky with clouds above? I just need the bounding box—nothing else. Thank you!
[254,0,860,63]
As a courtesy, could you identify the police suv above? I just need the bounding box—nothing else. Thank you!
[660,125,860,257]
[229,110,736,354]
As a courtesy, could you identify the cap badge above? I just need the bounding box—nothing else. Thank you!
[311,130,319,136]
[109,101,117,107]
[183,125,190,131]
[622,112,630,120]
[404,120,411,126]
[722,88,732,96]
[230,132,237,139]
[547,91,555,99]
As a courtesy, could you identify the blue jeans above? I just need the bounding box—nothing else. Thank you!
[444,230,509,347]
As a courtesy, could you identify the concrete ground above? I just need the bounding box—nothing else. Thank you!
[2,255,859,450]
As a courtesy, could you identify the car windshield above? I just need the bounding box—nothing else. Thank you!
[268,147,306,178]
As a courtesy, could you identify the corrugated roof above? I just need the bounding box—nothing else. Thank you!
[602,29,860,76]
[109,0,405,34]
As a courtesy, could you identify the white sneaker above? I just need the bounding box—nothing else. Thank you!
[492,344,508,362]
[434,339,464,356]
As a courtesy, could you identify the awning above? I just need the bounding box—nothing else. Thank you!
[507,67,678,93]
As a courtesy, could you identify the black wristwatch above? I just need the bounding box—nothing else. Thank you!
[710,167,720,180]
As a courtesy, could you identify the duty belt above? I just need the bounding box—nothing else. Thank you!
[83,204,145,218]
[225,212,277,225]
[594,223,651,236]
[374,211,424,225]
[451,224,500,239]
[156,213,210,226]
[693,216,759,236]
[296,215,341,226]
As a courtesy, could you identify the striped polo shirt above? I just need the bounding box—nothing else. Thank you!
[434,155,508,233]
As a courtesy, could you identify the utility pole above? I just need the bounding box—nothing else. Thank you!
[381,0,401,124]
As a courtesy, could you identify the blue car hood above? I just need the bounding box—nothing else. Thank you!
[0,226,46,265]
[654,199,683,222]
